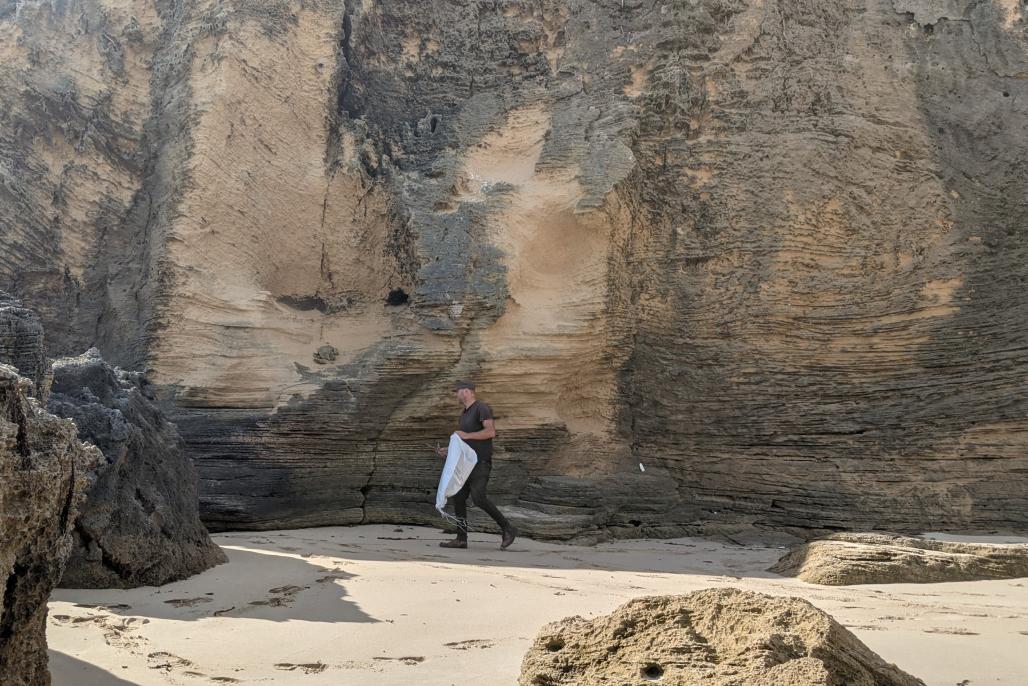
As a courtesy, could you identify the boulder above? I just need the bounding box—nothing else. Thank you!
[770,533,1028,585]
[0,365,102,685]
[519,588,924,686]
[48,350,226,588]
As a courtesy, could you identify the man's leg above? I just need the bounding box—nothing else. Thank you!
[441,480,471,547]
[467,462,512,533]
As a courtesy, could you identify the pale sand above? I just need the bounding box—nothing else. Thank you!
[48,525,1028,685]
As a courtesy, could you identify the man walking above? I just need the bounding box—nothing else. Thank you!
[436,380,517,550]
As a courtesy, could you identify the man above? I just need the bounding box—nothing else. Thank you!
[436,380,517,550]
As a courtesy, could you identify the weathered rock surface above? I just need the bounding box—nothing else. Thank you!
[48,350,226,588]
[518,587,924,685]
[770,532,1028,585]
[0,365,102,685]
[1,1,1026,536]
[0,292,49,399]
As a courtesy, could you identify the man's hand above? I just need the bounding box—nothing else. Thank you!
[435,446,447,458]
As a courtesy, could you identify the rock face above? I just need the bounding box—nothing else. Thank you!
[1,1,1026,536]
[519,588,924,686]
[48,350,226,588]
[770,532,1028,585]
[0,292,49,399]
[0,365,102,686]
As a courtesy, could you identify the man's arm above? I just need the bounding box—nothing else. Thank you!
[456,418,496,441]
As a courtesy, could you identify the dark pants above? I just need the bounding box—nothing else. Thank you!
[452,460,510,540]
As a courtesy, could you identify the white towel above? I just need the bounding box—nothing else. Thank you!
[436,433,478,512]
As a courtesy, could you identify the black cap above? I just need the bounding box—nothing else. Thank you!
[454,380,476,390]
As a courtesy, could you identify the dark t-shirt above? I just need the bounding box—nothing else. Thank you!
[459,400,494,462]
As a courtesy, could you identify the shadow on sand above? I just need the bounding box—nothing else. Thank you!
[213,524,788,578]
[50,545,377,625]
[49,650,141,685]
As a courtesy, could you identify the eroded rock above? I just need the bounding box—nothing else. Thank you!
[0,365,102,685]
[47,350,226,588]
[0,292,49,400]
[770,533,1028,585]
[519,588,924,686]
[1,2,1027,537]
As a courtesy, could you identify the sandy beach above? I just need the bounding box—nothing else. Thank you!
[47,525,1028,685]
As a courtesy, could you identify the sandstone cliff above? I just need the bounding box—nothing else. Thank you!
[1,0,1025,536]
[0,365,102,685]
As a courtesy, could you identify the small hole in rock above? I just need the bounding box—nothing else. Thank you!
[629,520,642,527]
[386,288,409,306]
[1003,91,1010,97]
[430,116,439,133]
[545,638,564,652]
[641,663,663,680]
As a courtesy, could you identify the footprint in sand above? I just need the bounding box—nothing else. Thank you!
[73,602,131,611]
[182,671,239,683]
[374,656,425,666]
[923,627,980,635]
[444,639,494,650]
[101,617,149,648]
[274,662,328,674]
[52,613,149,649]
[844,624,885,631]
[164,597,213,608]
[147,651,193,672]
[51,614,96,626]
[250,585,308,607]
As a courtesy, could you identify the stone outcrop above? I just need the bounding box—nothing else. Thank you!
[518,588,925,685]
[1,1,1026,536]
[770,532,1028,585]
[48,350,226,588]
[0,365,102,686]
[0,292,49,400]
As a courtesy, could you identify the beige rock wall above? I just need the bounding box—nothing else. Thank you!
[1,0,1026,537]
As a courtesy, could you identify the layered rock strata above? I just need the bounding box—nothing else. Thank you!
[0,292,49,400]
[1,1,1026,536]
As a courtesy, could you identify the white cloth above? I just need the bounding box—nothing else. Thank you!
[436,433,478,512]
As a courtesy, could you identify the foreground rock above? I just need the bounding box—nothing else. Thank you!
[519,588,923,686]
[48,350,226,588]
[0,365,102,685]
[770,533,1028,586]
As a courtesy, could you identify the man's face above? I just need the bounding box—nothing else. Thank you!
[455,388,470,404]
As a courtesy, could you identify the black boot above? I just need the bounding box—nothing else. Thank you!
[500,526,518,550]
[439,537,467,549]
